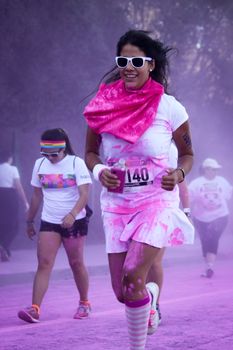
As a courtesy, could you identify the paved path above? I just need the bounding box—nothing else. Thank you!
[0,234,233,350]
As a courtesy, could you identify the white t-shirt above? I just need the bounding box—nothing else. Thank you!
[189,175,232,222]
[100,94,188,213]
[31,155,92,224]
[0,163,20,188]
[168,142,178,169]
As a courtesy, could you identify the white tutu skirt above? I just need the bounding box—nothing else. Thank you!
[102,205,194,253]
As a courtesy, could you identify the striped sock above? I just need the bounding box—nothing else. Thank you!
[125,295,151,350]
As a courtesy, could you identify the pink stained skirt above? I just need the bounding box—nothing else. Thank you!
[102,205,194,253]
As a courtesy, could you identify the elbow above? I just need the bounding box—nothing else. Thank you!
[85,152,92,171]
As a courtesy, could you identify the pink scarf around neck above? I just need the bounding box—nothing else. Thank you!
[83,78,164,144]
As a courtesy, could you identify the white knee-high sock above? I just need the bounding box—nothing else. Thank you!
[125,295,151,350]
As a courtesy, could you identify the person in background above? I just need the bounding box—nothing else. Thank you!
[189,158,232,278]
[0,151,29,261]
[147,142,191,326]
[84,30,194,350]
[18,128,92,323]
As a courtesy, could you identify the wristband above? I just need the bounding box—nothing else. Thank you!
[26,220,34,224]
[69,212,76,220]
[93,164,109,181]
[176,167,185,183]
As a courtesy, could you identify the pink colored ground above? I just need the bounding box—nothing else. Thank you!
[0,237,232,350]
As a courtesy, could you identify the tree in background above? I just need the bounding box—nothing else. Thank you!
[121,0,233,109]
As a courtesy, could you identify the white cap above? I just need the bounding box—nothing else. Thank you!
[202,158,222,169]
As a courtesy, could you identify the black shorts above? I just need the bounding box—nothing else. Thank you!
[40,218,88,238]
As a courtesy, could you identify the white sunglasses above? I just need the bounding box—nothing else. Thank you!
[115,56,152,69]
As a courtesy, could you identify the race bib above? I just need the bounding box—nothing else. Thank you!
[124,159,155,193]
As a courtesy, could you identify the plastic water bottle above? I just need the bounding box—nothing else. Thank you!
[108,158,126,193]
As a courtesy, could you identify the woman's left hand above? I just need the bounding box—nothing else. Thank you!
[161,168,179,191]
[61,213,75,228]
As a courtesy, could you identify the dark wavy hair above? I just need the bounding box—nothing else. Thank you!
[102,30,174,93]
[40,128,75,155]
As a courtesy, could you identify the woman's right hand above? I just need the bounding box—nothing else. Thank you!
[99,169,121,190]
[26,222,36,240]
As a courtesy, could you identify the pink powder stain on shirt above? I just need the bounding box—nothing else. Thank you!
[164,120,173,132]
[120,139,152,156]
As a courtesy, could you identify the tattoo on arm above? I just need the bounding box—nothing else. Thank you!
[183,133,192,148]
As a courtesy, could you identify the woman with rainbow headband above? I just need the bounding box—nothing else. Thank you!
[18,128,92,323]
[84,30,194,349]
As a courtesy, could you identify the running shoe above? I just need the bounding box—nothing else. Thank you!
[18,306,40,323]
[201,268,214,278]
[206,268,214,278]
[73,301,91,319]
[156,303,162,324]
[146,282,160,335]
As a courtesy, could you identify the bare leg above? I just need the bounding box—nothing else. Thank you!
[122,241,161,301]
[147,247,165,303]
[108,241,164,303]
[108,251,127,303]
[63,236,89,301]
[32,231,61,306]
[122,241,161,349]
[108,242,161,302]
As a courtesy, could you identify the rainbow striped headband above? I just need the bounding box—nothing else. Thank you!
[40,140,66,149]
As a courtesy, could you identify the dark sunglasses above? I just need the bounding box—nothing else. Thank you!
[115,56,152,69]
[40,149,63,158]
